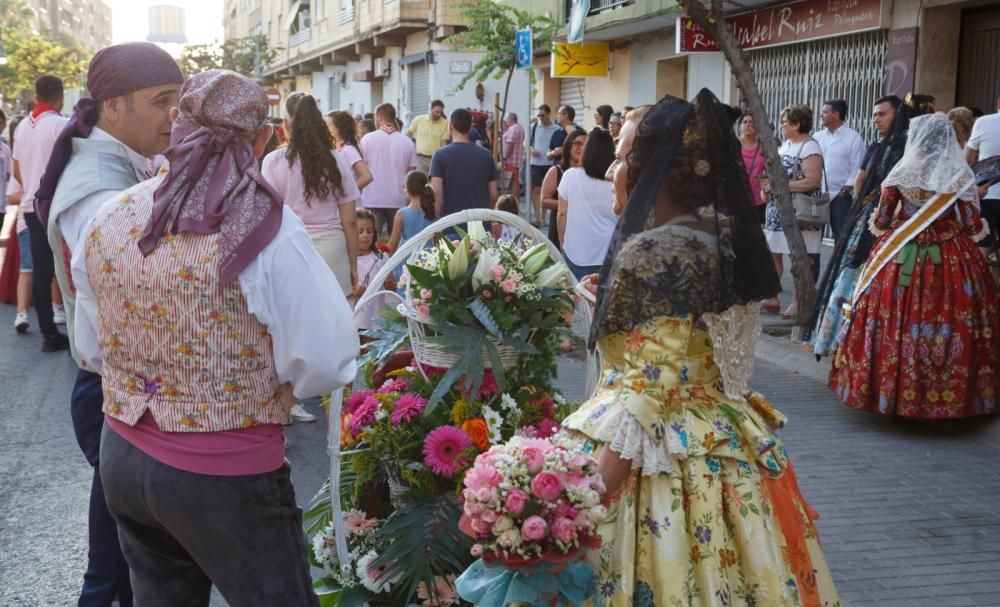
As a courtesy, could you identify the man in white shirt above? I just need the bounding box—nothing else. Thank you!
[968,95,1000,243]
[34,42,185,607]
[529,105,560,226]
[360,103,417,236]
[813,99,865,241]
[13,75,68,351]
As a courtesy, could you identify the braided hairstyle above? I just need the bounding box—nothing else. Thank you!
[285,93,344,202]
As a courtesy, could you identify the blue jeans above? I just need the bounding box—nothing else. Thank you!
[72,369,133,607]
[100,427,319,607]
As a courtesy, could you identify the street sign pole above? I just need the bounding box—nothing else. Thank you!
[515,27,533,223]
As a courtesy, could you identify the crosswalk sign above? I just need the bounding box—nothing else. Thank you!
[515,28,532,69]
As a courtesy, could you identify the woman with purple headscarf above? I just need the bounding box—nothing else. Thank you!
[71,70,359,606]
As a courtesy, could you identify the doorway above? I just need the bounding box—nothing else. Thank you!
[656,57,688,101]
[958,7,1000,112]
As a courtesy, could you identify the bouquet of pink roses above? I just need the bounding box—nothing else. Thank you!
[455,436,606,606]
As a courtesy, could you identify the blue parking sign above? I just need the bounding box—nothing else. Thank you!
[515,28,532,69]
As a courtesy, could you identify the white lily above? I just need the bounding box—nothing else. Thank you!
[519,243,549,275]
[448,237,471,279]
[467,221,488,245]
[471,247,498,288]
[536,262,568,289]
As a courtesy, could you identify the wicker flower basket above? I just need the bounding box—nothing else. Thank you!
[324,208,598,577]
[400,303,524,371]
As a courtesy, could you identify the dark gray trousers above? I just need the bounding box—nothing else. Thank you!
[99,426,320,607]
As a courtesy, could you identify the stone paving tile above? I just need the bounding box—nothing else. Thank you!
[746,361,1000,607]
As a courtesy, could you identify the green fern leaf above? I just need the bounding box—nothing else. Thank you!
[467,297,501,337]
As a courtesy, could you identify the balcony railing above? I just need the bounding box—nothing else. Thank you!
[565,0,635,17]
[289,27,311,46]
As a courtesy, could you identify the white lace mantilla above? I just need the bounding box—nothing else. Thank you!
[590,410,682,476]
[702,303,760,400]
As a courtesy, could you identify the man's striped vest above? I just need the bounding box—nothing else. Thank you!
[85,178,293,431]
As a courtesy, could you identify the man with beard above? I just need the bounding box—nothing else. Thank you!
[32,41,185,607]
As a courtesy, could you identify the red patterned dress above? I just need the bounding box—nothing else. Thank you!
[829,186,1000,419]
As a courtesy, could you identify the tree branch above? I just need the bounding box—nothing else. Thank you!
[680,0,816,325]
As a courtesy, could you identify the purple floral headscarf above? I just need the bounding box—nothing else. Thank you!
[138,69,282,284]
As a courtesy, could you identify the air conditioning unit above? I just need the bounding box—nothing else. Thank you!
[333,70,346,84]
[374,58,390,76]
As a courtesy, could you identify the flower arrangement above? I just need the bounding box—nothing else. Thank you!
[391,221,575,405]
[460,435,606,565]
[306,216,586,606]
[455,435,606,606]
[340,358,567,505]
[307,355,571,606]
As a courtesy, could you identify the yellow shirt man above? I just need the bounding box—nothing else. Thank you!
[407,101,449,158]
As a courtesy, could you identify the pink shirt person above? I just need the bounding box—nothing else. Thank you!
[360,124,417,210]
[262,148,361,231]
[13,109,67,223]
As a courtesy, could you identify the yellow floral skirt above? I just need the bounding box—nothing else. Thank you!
[581,449,840,607]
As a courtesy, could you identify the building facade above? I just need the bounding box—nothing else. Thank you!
[224,0,532,125]
[28,0,113,52]
[510,0,999,141]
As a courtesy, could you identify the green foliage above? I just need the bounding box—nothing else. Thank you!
[0,0,90,102]
[373,495,473,605]
[447,0,558,91]
[177,35,277,78]
[358,318,408,369]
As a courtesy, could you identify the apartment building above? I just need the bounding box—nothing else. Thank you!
[511,0,999,141]
[225,0,531,124]
[28,0,113,52]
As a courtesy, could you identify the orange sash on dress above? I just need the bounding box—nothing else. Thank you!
[763,463,822,607]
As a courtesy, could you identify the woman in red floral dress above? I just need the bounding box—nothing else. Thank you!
[830,112,1000,419]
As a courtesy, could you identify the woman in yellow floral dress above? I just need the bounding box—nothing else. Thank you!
[562,91,841,607]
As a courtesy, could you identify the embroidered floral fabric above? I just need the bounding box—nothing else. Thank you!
[562,310,841,606]
[561,230,839,605]
[87,178,294,431]
[829,186,1000,419]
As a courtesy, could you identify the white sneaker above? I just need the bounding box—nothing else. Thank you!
[53,304,66,325]
[14,311,29,333]
[290,402,316,423]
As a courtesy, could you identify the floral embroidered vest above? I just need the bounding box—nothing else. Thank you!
[86,179,293,431]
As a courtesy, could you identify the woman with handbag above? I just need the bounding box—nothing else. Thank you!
[762,104,825,318]
[829,112,1000,419]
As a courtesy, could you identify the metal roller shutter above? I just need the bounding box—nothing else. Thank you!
[409,61,429,120]
[745,30,886,143]
[559,77,586,117]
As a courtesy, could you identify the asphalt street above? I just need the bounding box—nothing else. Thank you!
[3,297,1000,606]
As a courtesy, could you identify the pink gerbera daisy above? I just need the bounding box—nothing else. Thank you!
[348,395,380,435]
[345,390,375,414]
[377,378,408,395]
[423,426,473,477]
[390,393,428,425]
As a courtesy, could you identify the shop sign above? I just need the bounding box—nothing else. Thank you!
[550,42,609,78]
[883,27,919,97]
[676,0,883,53]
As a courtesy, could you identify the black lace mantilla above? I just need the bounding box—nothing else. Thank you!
[597,223,729,339]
